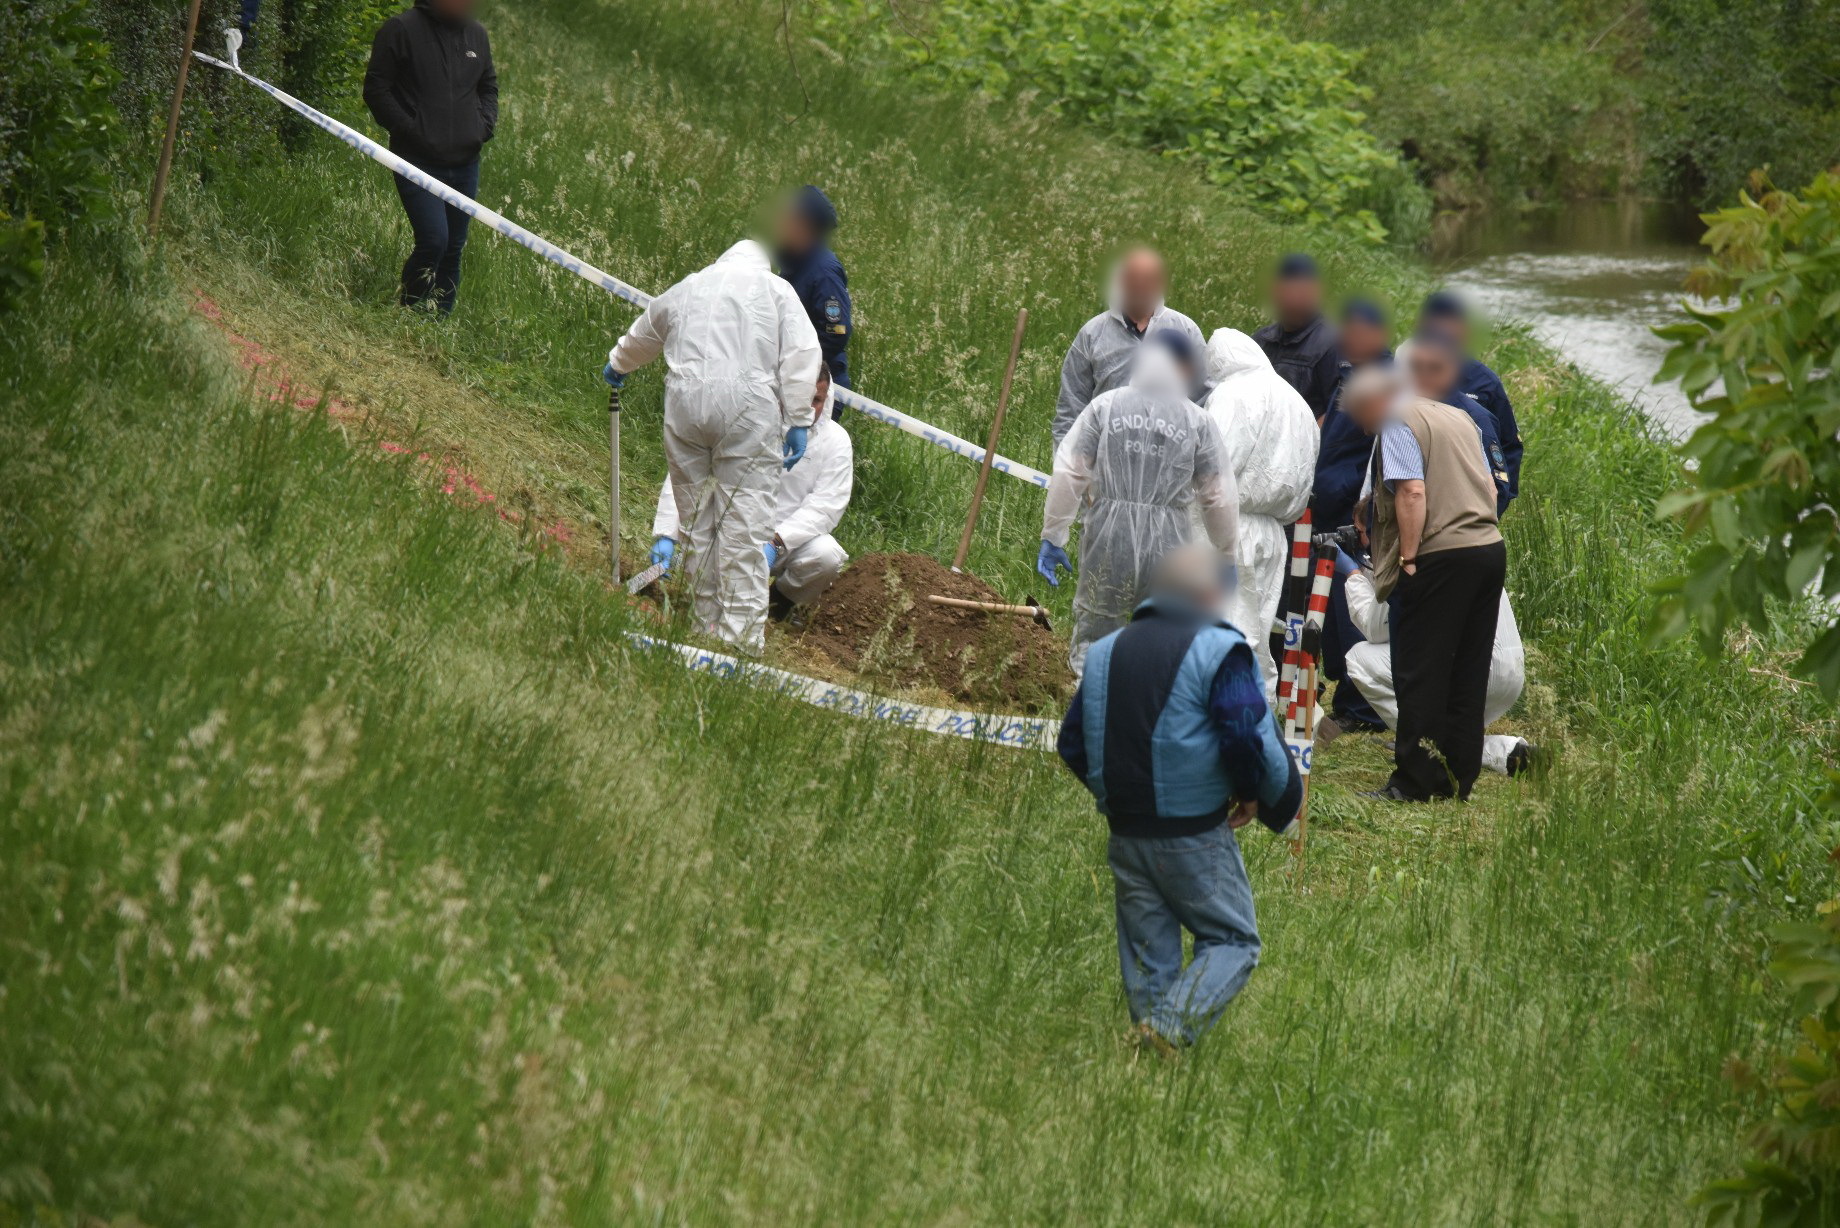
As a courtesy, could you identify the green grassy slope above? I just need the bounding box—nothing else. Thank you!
[3,1,1837,1223]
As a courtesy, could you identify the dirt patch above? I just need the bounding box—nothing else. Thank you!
[787,553,1071,712]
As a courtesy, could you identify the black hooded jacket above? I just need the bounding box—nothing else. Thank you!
[363,0,497,169]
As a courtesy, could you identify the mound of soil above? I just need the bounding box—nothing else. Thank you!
[791,552,1070,712]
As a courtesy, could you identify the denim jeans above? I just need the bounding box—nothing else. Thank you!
[1108,824,1260,1046]
[392,159,480,313]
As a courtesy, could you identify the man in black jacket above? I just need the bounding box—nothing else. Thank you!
[363,0,497,313]
[1252,253,1341,419]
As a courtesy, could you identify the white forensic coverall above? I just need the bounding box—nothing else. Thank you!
[1202,328,1319,701]
[609,239,822,651]
[1343,567,1529,774]
[1044,345,1240,679]
[654,389,853,607]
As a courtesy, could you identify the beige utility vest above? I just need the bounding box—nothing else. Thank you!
[1370,397,1503,600]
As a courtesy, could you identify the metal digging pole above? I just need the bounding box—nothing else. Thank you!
[609,382,623,586]
[148,0,207,236]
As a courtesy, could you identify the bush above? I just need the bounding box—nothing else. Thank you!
[1695,879,1840,1226]
[1642,0,1840,207]
[812,0,1428,243]
[0,0,120,306]
[1650,172,1840,698]
[90,0,394,163]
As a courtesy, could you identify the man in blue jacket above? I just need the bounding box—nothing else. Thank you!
[1058,546,1303,1057]
[774,186,853,410]
[1420,291,1521,506]
[1313,298,1392,531]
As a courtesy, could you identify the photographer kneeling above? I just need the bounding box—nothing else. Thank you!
[1336,547,1535,778]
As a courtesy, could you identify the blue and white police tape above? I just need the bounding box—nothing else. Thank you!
[191,47,1051,490]
[626,633,1060,751]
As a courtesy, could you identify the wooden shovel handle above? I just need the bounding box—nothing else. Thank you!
[926,594,1040,617]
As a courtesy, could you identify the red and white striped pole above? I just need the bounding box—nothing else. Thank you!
[1275,511,1313,711]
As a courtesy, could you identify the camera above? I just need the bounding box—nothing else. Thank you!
[1311,523,1363,559]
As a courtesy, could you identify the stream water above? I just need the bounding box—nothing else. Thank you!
[1431,200,1710,438]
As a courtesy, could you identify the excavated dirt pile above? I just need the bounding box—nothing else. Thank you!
[791,552,1070,712]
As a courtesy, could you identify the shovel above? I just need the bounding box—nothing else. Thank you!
[926,593,1054,632]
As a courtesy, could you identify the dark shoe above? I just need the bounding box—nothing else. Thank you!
[1331,709,1389,734]
[1359,784,1416,803]
[1505,740,1540,777]
[767,586,794,623]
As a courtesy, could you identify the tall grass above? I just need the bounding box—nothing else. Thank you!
[2,0,1836,1223]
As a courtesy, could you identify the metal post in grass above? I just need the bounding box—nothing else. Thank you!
[951,308,1028,573]
[609,382,623,586]
[148,0,208,237]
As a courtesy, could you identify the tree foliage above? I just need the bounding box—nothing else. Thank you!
[1651,173,1840,698]
[1644,0,1840,206]
[812,0,1427,243]
[1695,893,1840,1226]
[0,0,119,306]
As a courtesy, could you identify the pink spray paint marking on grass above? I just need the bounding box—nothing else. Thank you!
[194,293,572,546]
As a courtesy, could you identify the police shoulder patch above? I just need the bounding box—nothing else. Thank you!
[823,296,843,322]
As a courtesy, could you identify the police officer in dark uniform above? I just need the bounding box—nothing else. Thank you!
[774,186,853,416]
[1253,253,1341,419]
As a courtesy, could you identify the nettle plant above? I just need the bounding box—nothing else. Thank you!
[1655,172,1840,1225]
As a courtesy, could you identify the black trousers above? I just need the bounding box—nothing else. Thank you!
[1387,540,1506,800]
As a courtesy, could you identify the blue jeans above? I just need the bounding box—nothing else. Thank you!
[1108,825,1260,1046]
[393,159,480,313]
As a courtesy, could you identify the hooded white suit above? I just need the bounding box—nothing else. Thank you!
[654,383,853,607]
[1202,328,1319,698]
[1045,345,1240,679]
[609,239,823,651]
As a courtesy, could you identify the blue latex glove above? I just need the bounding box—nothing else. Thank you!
[782,425,809,470]
[650,536,675,572]
[762,541,780,571]
[603,362,625,389]
[1036,540,1072,587]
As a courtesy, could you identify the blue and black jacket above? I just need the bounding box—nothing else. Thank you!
[1314,352,1390,530]
[1057,597,1303,838]
[1459,358,1521,508]
[1449,388,1515,518]
[780,245,852,397]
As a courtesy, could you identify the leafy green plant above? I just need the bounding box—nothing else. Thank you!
[1695,881,1840,1226]
[1650,173,1840,697]
[0,0,119,305]
[812,0,1425,243]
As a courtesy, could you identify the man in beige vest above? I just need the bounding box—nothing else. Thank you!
[1342,364,1506,802]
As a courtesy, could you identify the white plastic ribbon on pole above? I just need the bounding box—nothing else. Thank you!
[191,49,1051,488]
[627,633,1060,751]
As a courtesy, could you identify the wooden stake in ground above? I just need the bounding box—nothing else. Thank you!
[1292,656,1319,864]
[148,0,207,237]
[951,307,1029,573]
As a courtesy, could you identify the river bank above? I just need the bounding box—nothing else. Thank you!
[1431,199,1709,437]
